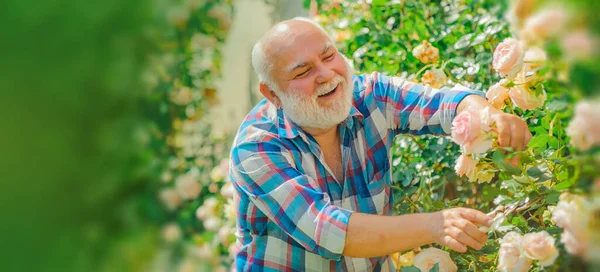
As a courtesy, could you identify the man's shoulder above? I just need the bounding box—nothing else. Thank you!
[232,98,281,147]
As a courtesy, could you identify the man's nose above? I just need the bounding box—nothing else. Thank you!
[315,66,335,84]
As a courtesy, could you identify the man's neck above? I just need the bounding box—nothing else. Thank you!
[303,124,339,146]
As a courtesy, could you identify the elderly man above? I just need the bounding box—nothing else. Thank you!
[229,18,531,271]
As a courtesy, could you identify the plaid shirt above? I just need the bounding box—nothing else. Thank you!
[229,72,483,271]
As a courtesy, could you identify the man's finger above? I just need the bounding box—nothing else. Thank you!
[450,226,483,251]
[443,236,467,253]
[510,122,524,151]
[495,119,511,148]
[459,220,488,245]
[460,208,493,227]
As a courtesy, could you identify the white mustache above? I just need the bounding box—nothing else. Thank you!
[315,76,344,97]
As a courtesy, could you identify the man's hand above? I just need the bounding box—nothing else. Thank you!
[458,95,532,165]
[429,208,493,253]
[490,109,532,165]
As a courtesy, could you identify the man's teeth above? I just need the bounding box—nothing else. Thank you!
[318,84,338,97]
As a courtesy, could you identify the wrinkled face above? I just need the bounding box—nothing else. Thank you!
[268,24,354,129]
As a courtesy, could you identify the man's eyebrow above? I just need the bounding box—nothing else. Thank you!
[288,61,309,72]
[287,44,334,72]
[321,44,332,55]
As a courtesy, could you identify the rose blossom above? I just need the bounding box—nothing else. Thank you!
[203,216,222,232]
[162,223,182,243]
[551,193,592,258]
[561,30,597,60]
[451,109,481,145]
[486,83,510,109]
[413,247,458,272]
[493,38,524,78]
[462,133,494,155]
[508,85,546,111]
[523,47,547,70]
[522,7,567,40]
[412,40,440,64]
[561,230,587,258]
[220,182,235,199]
[497,232,532,272]
[475,163,495,183]
[175,173,202,200]
[455,154,477,180]
[566,100,600,151]
[159,188,182,211]
[522,231,559,266]
[422,68,447,88]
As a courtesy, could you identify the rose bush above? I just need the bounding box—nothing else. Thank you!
[314,0,600,271]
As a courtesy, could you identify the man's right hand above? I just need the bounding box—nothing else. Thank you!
[429,208,493,253]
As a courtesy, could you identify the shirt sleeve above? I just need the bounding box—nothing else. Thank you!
[353,72,485,136]
[230,139,352,260]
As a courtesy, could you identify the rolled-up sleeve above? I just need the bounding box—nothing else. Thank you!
[354,72,485,135]
[230,140,352,260]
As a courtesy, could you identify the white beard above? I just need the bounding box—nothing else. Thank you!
[275,58,355,130]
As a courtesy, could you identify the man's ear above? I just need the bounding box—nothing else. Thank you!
[259,82,281,108]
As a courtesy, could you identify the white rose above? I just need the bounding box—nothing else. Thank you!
[220,182,235,199]
[413,247,458,272]
[162,223,182,243]
[159,188,181,211]
[522,231,559,266]
[175,174,202,200]
[203,216,222,232]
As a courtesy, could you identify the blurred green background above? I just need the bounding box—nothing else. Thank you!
[1,0,598,271]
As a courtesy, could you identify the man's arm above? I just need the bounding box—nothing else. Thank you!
[354,72,484,136]
[231,138,492,259]
[343,208,492,258]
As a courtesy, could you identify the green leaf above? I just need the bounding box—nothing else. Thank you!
[429,263,440,272]
[546,100,569,112]
[528,135,549,149]
[482,185,501,202]
[401,266,420,272]
[492,151,521,173]
[555,181,573,190]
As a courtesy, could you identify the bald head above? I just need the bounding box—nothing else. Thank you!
[252,17,333,89]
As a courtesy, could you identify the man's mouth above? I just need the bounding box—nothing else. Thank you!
[318,84,340,98]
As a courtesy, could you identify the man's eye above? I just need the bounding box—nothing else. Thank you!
[325,53,335,60]
[296,69,310,78]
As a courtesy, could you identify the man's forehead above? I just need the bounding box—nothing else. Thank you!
[266,31,332,69]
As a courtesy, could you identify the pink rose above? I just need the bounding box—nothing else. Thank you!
[522,231,559,266]
[159,188,182,211]
[413,247,458,272]
[175,173,202,200]
[486,83,510,109]
[561,230,588,258]
[566,100,600,151]
[522,8,567,41]
[462,133,494,155]
[508,85,546,111]
[561,30,597,60]
[218,225,234,246]
[451,109,481,145]
[493,38,524,78]
[551,193,592,258]
[455,154,477,180]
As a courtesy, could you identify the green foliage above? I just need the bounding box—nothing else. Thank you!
[1,0,157,271]
[317,0,599,270]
